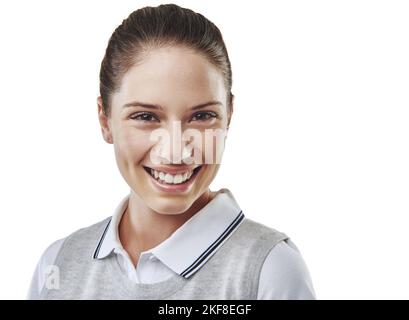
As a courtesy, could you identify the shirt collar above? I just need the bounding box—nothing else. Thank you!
[93,188,245,279]
[92,195,129,260]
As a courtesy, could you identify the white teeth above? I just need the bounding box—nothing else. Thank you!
[159,172,165,180]
[147,167,200,184]
[165,173,173,184]
[174,174,183,184]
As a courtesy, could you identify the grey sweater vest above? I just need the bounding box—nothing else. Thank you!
[40,217,289,299]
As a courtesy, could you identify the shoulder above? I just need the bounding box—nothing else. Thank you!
[233,218,316,299]
[257,238,317,299]
[27,237,66,299]
[37,237,66,271]
[58,216,112,252]
[238,218,289,245]
[26,216,111,300]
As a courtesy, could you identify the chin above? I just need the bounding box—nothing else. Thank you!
[148,198,192,215]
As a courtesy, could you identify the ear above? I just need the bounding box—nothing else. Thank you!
[97,96,113,144]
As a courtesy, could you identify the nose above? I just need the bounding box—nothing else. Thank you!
[155,141,193,165]
[149,121,198,165]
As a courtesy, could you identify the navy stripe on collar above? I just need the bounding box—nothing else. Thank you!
[180,210,245,278]
[93,218,112,259]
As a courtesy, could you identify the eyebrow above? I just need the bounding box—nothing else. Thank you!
[122,100,223,111]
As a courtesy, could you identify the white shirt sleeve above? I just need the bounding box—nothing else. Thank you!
[26,238,66,300]
[257,238,316,300]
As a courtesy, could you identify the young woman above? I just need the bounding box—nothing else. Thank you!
[28,3,316,300]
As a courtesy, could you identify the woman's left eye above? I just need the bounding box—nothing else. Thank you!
[191,111,218,122]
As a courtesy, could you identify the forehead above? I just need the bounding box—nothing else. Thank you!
[112,46,226,109]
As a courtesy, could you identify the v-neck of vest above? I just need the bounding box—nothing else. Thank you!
[106,254,189,299]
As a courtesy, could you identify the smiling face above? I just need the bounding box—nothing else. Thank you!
[97,46,232,215]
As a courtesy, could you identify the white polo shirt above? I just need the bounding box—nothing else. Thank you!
[27,188,316,299]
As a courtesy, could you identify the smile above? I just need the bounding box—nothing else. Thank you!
[143,165,202,185]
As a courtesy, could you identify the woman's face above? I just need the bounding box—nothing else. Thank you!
[98,46,232,214]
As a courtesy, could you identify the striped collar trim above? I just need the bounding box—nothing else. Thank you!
[180,209,244,278]
[92,195,129,260]
[93,217,112,259]
[92,188,245,279]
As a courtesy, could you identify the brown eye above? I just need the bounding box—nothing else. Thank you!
[191,111,217,122]
[130,112,159,122]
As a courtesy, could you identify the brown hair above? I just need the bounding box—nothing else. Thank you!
[99,3,234,117]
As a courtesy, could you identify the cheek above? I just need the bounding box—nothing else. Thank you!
[114,129,153,166]
[184,123,228,165]
[203,129,226,165]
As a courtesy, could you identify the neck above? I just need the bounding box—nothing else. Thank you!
[119,189,215,255]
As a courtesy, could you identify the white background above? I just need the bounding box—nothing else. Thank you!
[0,0,408,299]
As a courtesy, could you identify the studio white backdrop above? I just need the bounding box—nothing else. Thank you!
[0,0,408,299]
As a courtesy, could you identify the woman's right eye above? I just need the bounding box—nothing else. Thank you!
[130,112,159,122]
